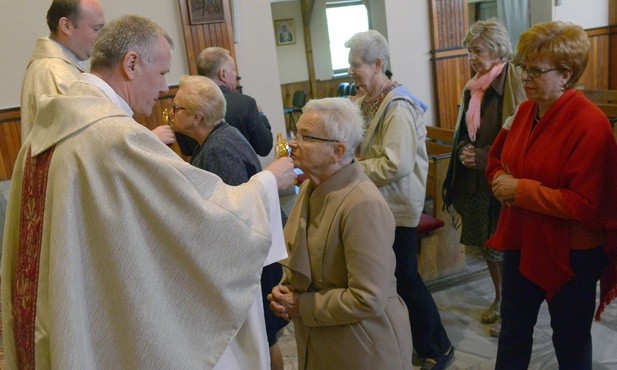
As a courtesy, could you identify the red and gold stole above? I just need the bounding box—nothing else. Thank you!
[13,146,55,369]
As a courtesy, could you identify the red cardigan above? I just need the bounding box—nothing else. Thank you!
[486,89,617,319]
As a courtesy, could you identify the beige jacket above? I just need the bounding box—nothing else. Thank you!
[358,85,429,227]
[282,162,412,370]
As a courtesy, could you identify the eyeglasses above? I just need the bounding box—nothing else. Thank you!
[171,104,186,114]
[514,65,563,79]
[291,133,340,143]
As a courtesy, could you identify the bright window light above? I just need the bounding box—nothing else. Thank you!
[326,2,369,75]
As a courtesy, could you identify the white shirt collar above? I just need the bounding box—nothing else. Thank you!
[49,37,86,71]
[79,73,134,116]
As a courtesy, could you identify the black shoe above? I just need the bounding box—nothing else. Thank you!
[420,346,454,370]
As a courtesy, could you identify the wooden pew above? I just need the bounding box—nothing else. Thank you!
[418,126,465,282]
[425,126,454,217]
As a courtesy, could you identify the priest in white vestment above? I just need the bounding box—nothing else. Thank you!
[20,0,175,146]
[1,15,295,369]
[20,0,105,144]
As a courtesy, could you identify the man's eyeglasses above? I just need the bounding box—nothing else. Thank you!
[171,104,186,114]
[514,65,563,79]
[291,133,340,143]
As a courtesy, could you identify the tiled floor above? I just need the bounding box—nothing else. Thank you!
[276,246,617,369]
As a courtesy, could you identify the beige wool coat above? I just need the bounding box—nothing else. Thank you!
[281,162,412,370]
[357,85,429,228]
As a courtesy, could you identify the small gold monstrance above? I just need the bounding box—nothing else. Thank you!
[275,133,290,159]
[162,108,173,130]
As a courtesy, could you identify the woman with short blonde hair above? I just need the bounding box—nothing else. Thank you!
[443,18,525,338]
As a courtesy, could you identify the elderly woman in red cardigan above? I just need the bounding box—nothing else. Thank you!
[487,21,617,369]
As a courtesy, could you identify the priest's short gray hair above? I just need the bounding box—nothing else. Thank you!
[90,15,174,72]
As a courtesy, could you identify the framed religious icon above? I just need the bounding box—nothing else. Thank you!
[188,0,225,24]
[275,19,295,45]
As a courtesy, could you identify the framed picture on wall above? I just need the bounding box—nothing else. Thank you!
[188,0,225,24]
[275,19,295,45]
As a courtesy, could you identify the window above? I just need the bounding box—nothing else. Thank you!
[468,0,498,24]
[326,1,369,76]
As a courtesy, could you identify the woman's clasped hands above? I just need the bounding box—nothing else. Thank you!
[491,172,518,206]
[459,144,477,169]
[268,285,300,322]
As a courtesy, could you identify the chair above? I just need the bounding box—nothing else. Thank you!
[336,82,350,97]
[349,82,358,96]
[284,91,307,134]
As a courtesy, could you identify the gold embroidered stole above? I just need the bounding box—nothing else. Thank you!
[14,146,55,369]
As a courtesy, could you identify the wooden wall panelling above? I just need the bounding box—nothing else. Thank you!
[429,0,468,50]
[0,108,21,181]
[315,78,354,99]
[432,52,470,130]
[611,26,617,89]
[177,0,235,75]
[281,81,312,108]
[608,0,617,89]
[578,28,610,90]
[280,78,353,108]
[429,0,469,128]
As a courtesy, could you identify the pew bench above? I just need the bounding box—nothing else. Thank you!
[418,126,465,282]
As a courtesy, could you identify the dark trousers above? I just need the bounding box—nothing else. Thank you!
[496,247,607,370]
[393,226,451,358]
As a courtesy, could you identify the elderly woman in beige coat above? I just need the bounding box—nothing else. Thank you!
[268,97,412,370]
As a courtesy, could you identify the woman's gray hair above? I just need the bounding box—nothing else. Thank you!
[302,98,365,162]
[90,15,174,72]
[345,30,390,73]
[463,18,512,62]
[178,75,226,128]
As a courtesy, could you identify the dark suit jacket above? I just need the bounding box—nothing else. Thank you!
[176,85,273,157]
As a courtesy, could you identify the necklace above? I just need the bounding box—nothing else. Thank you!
[361,81,397,123]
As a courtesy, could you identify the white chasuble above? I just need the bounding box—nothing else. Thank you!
[2,76,285,369]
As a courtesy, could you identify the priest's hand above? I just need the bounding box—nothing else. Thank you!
[491,173,517,206]
[265,157,296,190]
[152,125,176,145]
[268,284,300,321]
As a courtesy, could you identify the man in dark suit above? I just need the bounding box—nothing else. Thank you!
[176,47,273,157]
